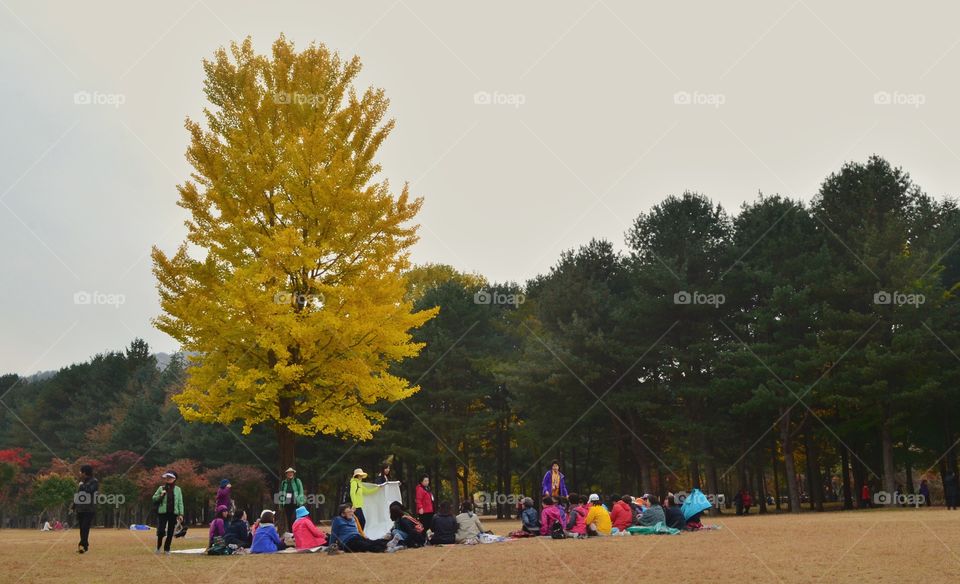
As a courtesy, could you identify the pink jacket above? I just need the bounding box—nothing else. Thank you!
[292,517,327,549]
[540,504,566,536]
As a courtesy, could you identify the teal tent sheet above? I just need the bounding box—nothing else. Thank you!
[681,488,711,520]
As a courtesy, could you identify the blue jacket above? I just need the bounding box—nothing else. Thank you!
[250,523,281,553]
[331,515,360,545]
[521,506,540,531]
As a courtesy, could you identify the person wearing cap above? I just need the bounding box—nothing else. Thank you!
[541,460,568,499]
[584,493,612,536]
[152,470,184,554]
[278,467,305,532]
[216,479,232,513]
[291,505,328,549]
[250,510,285,553]
[349,468,380,530]
[208,504,230,547]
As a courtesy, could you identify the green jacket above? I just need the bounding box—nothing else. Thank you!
[279,477,305,507]
[152,485,184,515]
[349,477,378,509]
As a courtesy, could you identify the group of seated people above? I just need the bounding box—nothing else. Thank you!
[519,492,699,537]
[207,499,491,554]
[329,500,491,553]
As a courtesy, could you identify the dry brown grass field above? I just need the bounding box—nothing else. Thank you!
[4,508,960,583]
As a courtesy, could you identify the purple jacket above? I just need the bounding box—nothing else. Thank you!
[541,470,568,497]
[216,486,231,510]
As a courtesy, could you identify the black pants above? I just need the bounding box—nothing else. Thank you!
[354,507,366,530]
[283,506,296,533]
[419,512,433,531]
[157,513,178,551]
[77,511,94,550]
[342,535,387,553]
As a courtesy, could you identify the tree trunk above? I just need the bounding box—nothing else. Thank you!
[840,443,853,510]
[881,419,896,497]
[803,428,824,511]
[780,408,800,513]
[448,458,460,509]
[276,417,296,479]
[772,438,781,511]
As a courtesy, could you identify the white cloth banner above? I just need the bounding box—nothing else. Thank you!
[361,481,403,540]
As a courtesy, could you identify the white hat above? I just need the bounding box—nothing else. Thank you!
[260,509,275,519]
[588,493,600,502]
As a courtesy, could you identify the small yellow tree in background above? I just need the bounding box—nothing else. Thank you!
[151,36,437,473]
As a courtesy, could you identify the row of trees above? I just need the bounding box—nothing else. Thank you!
[4,156,958,520]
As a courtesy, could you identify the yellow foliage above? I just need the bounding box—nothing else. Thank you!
[151,36,437,441]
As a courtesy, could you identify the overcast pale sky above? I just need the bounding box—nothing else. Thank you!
[2,0,959,375]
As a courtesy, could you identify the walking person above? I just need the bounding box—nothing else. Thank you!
[73,464,98,554]
[415,475,435,530]
[541,460,568,499]
[278,468,305,532]
[216,479,232,513]
[919,479,931,506]
[152,470,184,555]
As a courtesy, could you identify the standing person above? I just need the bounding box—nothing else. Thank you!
[349,468,380,530]
[541,460,568,499]
[945,471,959,510]
[919,479,931,506]
[331,504,388,553]
[734,489,744,516]
[415,475,435,530]
[216,479,232,513]
[278,468,305,532]
[152,470,184,555]
[374,464,394,485]
[742,490,753,514]
[73,464,98,554]
[860,483,871,509]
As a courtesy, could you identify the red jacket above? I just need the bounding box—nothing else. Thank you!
[610,500,633,530]
[292,517,327,549]
[416,484,434,514]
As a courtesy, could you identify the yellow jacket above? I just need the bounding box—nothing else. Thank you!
[349,477,378,508]
[585,504,612,535]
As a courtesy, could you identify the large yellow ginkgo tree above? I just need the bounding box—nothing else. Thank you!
[151,36,437,473]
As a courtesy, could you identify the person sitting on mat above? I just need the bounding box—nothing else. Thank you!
[520,497,540,535]
[429,501,458,545]
[584,493,612,536]
[638,495,666,526]
[389,501,426,549]
[250,510,286,553]
[291,505,327,550]
[330,504,388,553]
[225,510,251,548]
[208,505,229,547]
[455,501,487,543]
